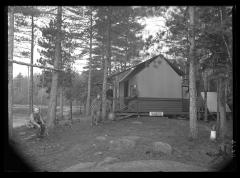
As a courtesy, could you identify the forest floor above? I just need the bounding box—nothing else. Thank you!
[11,108,233,172]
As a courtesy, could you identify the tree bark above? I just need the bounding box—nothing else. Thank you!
[30,14,34,114]
[216,79,220,137]
[8,7,14,139]
[86,8,93,116]
[112,79,116,113]
[47,6,62,130]
[102,8,111,120]
[219,77,227,139]
[203,71,208,122]
[69,99,72,121]
[59,86,63,119]
[188,6,198,139]
[219,7,232,65]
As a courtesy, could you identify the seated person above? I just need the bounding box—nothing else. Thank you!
[26,107,46,138]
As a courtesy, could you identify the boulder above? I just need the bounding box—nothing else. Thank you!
[19,131,26,135]
[62,162,96,172]
[122,136,141,141]
[96,157,119,167]
[96,136,107,141]
[70,144,82,153]
[94,151,103,156]
[63,160,210,172]
[132,121,143,124]
[152,141,172,155]
[96,160,210,172]
[109,138,135,152]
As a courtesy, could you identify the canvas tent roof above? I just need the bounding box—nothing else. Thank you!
[200,92,231,112]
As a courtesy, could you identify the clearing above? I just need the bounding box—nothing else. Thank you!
[12,109,232,172]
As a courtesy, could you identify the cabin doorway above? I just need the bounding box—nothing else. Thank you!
[124,81,129,97]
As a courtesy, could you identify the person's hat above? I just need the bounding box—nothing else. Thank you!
[33,107,39,112]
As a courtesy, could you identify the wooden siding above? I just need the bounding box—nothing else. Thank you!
[134,56,182,98]
[124,97,184,114]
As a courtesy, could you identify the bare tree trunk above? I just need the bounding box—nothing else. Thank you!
[28,66,30,114]
[86,8,93,116]
[8,7,14,139]
[59,86,63,119]
[113,80,116,113]
[219,7,232,65]
[203,71,208,122]
[219,77,227,139]
[102,8,111,120]
[69,99,72,121]
[188,6,198,139]
[47,6,62,130]
[30,14,34,114]
[216,79,220,137]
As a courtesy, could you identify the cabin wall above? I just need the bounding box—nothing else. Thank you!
[135,57,182,98]
[125,97,187,114]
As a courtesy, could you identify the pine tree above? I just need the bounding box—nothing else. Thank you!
[188,6,198,139]
[46,6,62,130]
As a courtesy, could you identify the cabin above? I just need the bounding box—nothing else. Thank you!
[108,54,191,116]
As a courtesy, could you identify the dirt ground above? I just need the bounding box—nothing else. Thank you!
[11,113,233,172]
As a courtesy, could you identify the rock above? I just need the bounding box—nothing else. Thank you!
[66,160,210,172]
[152,141,172,155]
[109,138,135,152]
[132,121,142,124]
[96,160,210,172]
[122,136,141,141]
[19,131,26,135]
[62,162,96,172]
[70,144,82,153]
[96,136,107,141]
[96,157,119,167]
[94,151,103,156]
[58,120,72,126]
[109,136,140,152]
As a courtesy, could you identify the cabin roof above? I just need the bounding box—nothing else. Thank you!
[109,54,184,83]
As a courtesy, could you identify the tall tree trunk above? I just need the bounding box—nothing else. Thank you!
[216,79,220,137]
[8,7,14,139]
[112,80,116,113]
[28,66,30,114]
[59,86,63,119]
[86,8,93,116]
[30,14,34,114]
[188,6,198,139]
[69,99,72,121]
[219,77,227,139]
[219,7,232,64]
[47,6,62,130]
[203,71,208,122]
[102,8,111,120]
